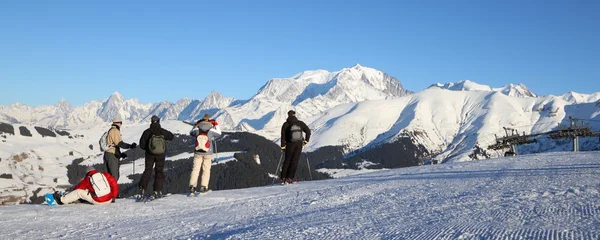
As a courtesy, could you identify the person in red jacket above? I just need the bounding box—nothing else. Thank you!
[53,167,119,205]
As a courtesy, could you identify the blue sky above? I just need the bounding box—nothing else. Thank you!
[1,0,598,106]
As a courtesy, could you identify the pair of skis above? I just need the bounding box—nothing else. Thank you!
[135,193,172,203]
[187,190,212,197]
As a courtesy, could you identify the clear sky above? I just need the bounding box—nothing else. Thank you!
[1,0,598,106]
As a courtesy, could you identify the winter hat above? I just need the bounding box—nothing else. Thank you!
[151,115,160,123]
[202,114,210,121]
[112,117,123,123]
[287,110,296,117]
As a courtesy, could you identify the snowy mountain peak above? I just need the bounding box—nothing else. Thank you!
[496,83,537,98]
[206,90,224,99]
[10,102,29,108]
[431,80,493,92]
[174,92,235,122]
[97,92,152,122]
[202,91,234,109]
[430,80,537,98]
[176,97,190,105]
[253,64,408,106]
[109,92,124,101]
[559,91,600,103]
[103,92,126,108]
[55,99,73,112]
[103,93,125,107]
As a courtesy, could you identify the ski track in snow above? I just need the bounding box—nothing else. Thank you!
[1,152,599,239]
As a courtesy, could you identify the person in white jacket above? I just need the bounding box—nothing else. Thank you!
[188,114,222,194]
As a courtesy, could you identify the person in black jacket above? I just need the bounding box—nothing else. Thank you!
[280,110,311,184]
[138,115,174,198]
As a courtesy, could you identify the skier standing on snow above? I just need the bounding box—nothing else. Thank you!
[104,117,137,182]
[280,110,311,184]
[188,114,222,195]
[137,115,174,199]
[51,167,118,205]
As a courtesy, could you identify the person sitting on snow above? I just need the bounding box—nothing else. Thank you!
[52,167,119,205]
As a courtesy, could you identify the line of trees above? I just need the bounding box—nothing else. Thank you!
[345,138,427,169]
[19,126,32,137]
[0,123,14,135]
[34,126,56,137]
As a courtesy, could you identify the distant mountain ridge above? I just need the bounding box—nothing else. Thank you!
[2,65,600,164]
[0,64,410,131]
[429,80,538,98]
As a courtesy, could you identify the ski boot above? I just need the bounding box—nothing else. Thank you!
[188,185,196,197]
[139,188,146,199]
[53,191,64,205]
[137,188,152,202]
[153,191,163,199]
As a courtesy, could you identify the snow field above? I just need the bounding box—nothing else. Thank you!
[1,151,598,239]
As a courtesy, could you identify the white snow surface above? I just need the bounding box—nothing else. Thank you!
[1,151,599,239]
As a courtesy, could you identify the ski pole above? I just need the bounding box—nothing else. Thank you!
[306,152,312,181]
[272,153,284,184]
[214,140,218,162]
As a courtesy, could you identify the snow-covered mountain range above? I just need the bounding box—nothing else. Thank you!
[429,80,539,98]
[307,88,600,162]
[2,64,600,206]
[0,64,409,131]
[2,65,600,163]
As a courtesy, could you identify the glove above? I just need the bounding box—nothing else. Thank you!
[280,145,286,151]
[209,119,218,126]
[130,143,137,149]
[303,140,308,146]
[120,153,128,159]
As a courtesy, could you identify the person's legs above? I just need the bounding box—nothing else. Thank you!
[139,154,155,191]
[280,146,294,180]
[60,189,112,205]
[104,152,120,181]
[153,155,166,192]
[104,152,119,181]
[287,143,303,181]
[61,189,88,204]
[189,153,203,188]
[199,155,212,189]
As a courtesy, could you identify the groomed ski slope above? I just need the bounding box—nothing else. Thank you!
[1,151,599,239]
